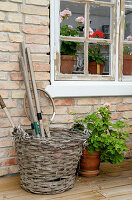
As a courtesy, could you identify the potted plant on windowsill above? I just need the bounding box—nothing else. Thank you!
[60,10,84,74]
[123,37,132,75]
[73,104,130,177]
[88,44,105,75]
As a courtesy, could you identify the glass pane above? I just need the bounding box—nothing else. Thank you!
[124,9,132,41]
[94,0,111,2]
[60,41,84,74]
[125,0,132,6]
[123,44,132,75]
[88,43,110,75]
[89,5,111,39]
[60,1,85,37]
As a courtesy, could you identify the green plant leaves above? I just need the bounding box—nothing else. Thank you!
[74,105,130,164]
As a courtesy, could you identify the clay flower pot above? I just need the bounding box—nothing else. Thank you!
[89,62,105,75]
[79,150,101,177]
[123,55,132,75]
[60,55,76,74]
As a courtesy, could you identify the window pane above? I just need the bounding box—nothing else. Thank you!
[125,0,132,6]
[123,44,132,75]
[88,43,110,75]
[60,1,85,37]
[124,9,132,41]
[89,5,111,39]
[60,41,84,74]
[94,0,111,2]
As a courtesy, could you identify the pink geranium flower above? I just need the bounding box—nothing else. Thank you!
[68,25,73,29]
[60,9,72,21]
[104,102,111,107]
[127,35,132,41]
[75,16,85,24]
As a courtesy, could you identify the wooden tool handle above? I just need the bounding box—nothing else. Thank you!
[0,95,6,109]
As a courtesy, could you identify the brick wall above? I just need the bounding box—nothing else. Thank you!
[0,0,132,177]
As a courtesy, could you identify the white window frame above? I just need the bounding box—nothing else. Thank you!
[45,0,132,98]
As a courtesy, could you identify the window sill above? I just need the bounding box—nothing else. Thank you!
[45,81,132,98]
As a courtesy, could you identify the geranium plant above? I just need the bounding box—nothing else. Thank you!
[74,104,130,164]
[88,45,105,64]
[60,9,83,56]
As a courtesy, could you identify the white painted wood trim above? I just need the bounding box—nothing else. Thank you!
[45,81,132,97]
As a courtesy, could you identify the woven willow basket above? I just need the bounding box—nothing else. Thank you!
[13,127,86,194]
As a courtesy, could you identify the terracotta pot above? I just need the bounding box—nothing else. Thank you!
[123,55,132,75]
[60,55,76,74]
[79,150,101,177]
[88,62,105,75]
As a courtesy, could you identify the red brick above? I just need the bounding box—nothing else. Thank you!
[77,98,98,105]
[0,63,19,71]
[26,0,49,6]
[25,15,49,25]
[110,113,121,120]
[0,157,17,167]
[0,91,8,98]
[4,99,17,108]
[52,115,74,124]
[9,148,17,156]
[0,23,20,32]
[0,2,18,12]
[0,54,8,62]
[0,129,9,137]
[31,54,49,62]
[10,54,19,62]
[127,143,132,150]
[12,90,25,98]
[35,72,50,80]
[0,167,8,176]
[117,104,132,111]
[0,43,19,52]
[0,110,6,118]
[123,112,132,119]
[21,5,49,16]
[123,97,132,104]
[0,149,8,158]
[22,25,49,35]
[0,33,7,41]
[20,118,30,126]
[36,81,50,89]
[10,109,25,117]
[33,63,50,72]
[26,44,49,53]
[123,151,131,158]
[10,72,23,80]
[101,97,123,105]
[9,165,19,174]
[0,81,19,89]
[68,106,91,114]
[54,98,75,106]
[26,35,49,44]
[0,138,13,147]
[126,120,132,126]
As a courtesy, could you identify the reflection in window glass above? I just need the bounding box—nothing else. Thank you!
[125,0,132,6]
[60,1,85,37]
[124,9,132,41]
[123,45,132,75]
[94,0,111,2]
[88,43,110,75]
[60,41,84,74]
[89,5,111,39]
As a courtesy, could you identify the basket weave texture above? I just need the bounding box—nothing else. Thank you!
[13,128,86,194]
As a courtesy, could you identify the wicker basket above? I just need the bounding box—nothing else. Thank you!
[13,127,86,194]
